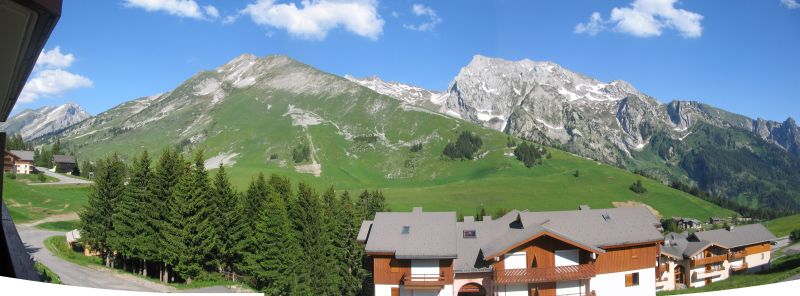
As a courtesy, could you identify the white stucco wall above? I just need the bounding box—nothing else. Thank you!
[453,273,492,295]
[375,284,399,296]
[656,261,678,291]
[377,284,453,296]
[589,267,655,296]
[745,251,770,272]
[497,284,527,296]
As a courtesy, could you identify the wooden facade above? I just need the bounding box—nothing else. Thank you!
[371,255,454,285]
[744,242,770,255]
[594,243,659,274]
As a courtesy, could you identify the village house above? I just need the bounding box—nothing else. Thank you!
[358,206,664,296]
[3,150,35,174]
[52,154,76,173]
[655,224,775,292]
[672,217,702,231]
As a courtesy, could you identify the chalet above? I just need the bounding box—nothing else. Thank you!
[656,224,775,291]
[52,154,76,173]
[358,206,664,296]
[3,150,34,174]
[672,217,702,231]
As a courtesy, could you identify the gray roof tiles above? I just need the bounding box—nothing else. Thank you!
[357,220,372,243]
[8,150,34,161]
[364,211,458,259]
[692,224,776,249]
[53,154,76,164]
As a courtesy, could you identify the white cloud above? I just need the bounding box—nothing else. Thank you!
[124,0,219,19]
[35,46,75,69]
[575,0,703,38]
[574,12,604,36]
[241,0,384,40]
[19,47,93,104]
[782,0,800,9]
[403,3,441,32]
[19,70,93,103]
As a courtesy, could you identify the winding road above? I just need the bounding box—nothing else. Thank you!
[30,167,93,186]
[16,221,234,292]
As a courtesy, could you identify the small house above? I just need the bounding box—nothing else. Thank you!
[52,154,76,173]
[4,150,35,174]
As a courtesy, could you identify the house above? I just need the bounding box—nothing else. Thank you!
[672,217,702,230]
[52,154,76,173]
[4,150,34,174]
[655,224,775,291]
[358,206,664,296]
[708,217,727,225]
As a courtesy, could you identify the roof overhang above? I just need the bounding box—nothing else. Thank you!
[0,0,62,121]
[483,228,606,261]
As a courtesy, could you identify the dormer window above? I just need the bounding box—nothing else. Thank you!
[402,226,410,234]
[463,230,476,239]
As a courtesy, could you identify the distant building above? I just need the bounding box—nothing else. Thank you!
[359,206,664,296]
[52,154,76,173]
[656,224,775,292]
[672,217,702,230]
[4,150,35,174]
[708,217,727,225]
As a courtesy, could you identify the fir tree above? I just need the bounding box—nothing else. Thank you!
[151,148,184,282]
[211,164,241,274]
[269,174,293,202]
[337,191,365,295]
[289,183,328,295]
[79,153,126,268]
[242,192,301,294]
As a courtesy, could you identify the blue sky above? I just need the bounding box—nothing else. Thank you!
[17,0,800,122]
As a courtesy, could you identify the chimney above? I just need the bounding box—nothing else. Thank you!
[412,207,423,214]
[464,216,475,222]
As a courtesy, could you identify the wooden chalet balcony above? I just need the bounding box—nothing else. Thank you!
[656,264,667,277]
[691,254,727,267]
[494,264,596,284]
[728,250,747,260]
[695,265,726,280]
[401,273,446,289]
[730,262,748,272]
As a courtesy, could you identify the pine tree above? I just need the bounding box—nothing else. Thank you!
[268,173,293,202]
[79,153,126,268]
[319,187,342,295]
[336,191,365,295]
[211,164,241,275]
[110,152,152,273]
[163,151,214,284]
[289,183,328,295]
[242,192,301,294]
[151,148,184,282]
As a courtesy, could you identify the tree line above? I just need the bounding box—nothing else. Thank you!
[442,131,483,160]
[79,148,387,294]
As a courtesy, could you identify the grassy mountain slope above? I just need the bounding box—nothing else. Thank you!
[52,55,732,219]
[764,214,800,237]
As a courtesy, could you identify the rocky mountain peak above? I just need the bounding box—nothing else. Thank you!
[1,103,91,140]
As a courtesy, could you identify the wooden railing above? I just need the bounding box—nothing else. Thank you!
[494,264,596,284]
[730,262,748,272]
[691,254,727,266]
[729,250,747,260]
[695,266,725,279]
[401,273,446,288]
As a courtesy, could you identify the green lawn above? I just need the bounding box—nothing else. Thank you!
[657,253,800,295]
[764,214,800,237]
[3,176,91,223]
[9,173,58,183]
[37,220,80,232]
[34,262,62,284]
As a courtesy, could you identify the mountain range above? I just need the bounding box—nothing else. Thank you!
[12,54,800,213]
[0,103,91,141]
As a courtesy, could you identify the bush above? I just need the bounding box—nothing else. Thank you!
[791,230,800,242]
[573,170,580,178]
[629,180,647,194]
[269,153,278,160]
[514,142,547,168]
[292,143,311,163]
[410,143,423,152]
[443,131,483,160]
[8,173,16,180]
[37,173,47,183]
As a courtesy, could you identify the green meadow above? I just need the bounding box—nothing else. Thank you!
[3,176,91,223]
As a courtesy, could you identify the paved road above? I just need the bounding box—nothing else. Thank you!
[30,167,93,185]
[17,222,238,292]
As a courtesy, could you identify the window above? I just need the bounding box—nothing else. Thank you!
[463,230,476,238]
[401,226,410,234]
[625,272,639,287]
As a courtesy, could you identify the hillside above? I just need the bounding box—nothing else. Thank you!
[764,214,800,237]
[41,54,732,219]
[355,55,800,212]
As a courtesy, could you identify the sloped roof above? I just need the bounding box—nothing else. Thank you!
[53,154,76,164]
[692,224,776,249]
[357,220,372,243]
[364,208,457,259]
[8,150,33,161]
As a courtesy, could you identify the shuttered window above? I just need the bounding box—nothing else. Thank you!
[625,272,640,287]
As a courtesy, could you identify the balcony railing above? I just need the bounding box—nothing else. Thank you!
[401,273,446,288]
[494,264,596,284]
[695,266,726,280]
[730,263,748,272]
[729,250,747,260]
[691,254,727,266]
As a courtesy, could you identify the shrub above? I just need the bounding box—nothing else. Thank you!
[410,143,423,152]
[269,153,278,160]
[37,173,47,183]
[791,229,800,242]
[629,180,647,194]
[8,173,16,180]
[442,131,483,160]
[292,143,311,163]
[573,170,580,178]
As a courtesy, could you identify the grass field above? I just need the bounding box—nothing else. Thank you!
[34,262,62,284]
[764,214,800,237]
[37,220,80,232]
[3,176,91,223]
[10,173,58,183]
[657,253,800,295]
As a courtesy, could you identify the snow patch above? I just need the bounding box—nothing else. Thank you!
[204,152,239,170]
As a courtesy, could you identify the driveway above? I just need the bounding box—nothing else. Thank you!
[16,222,235,293]
[30,167,93,185]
